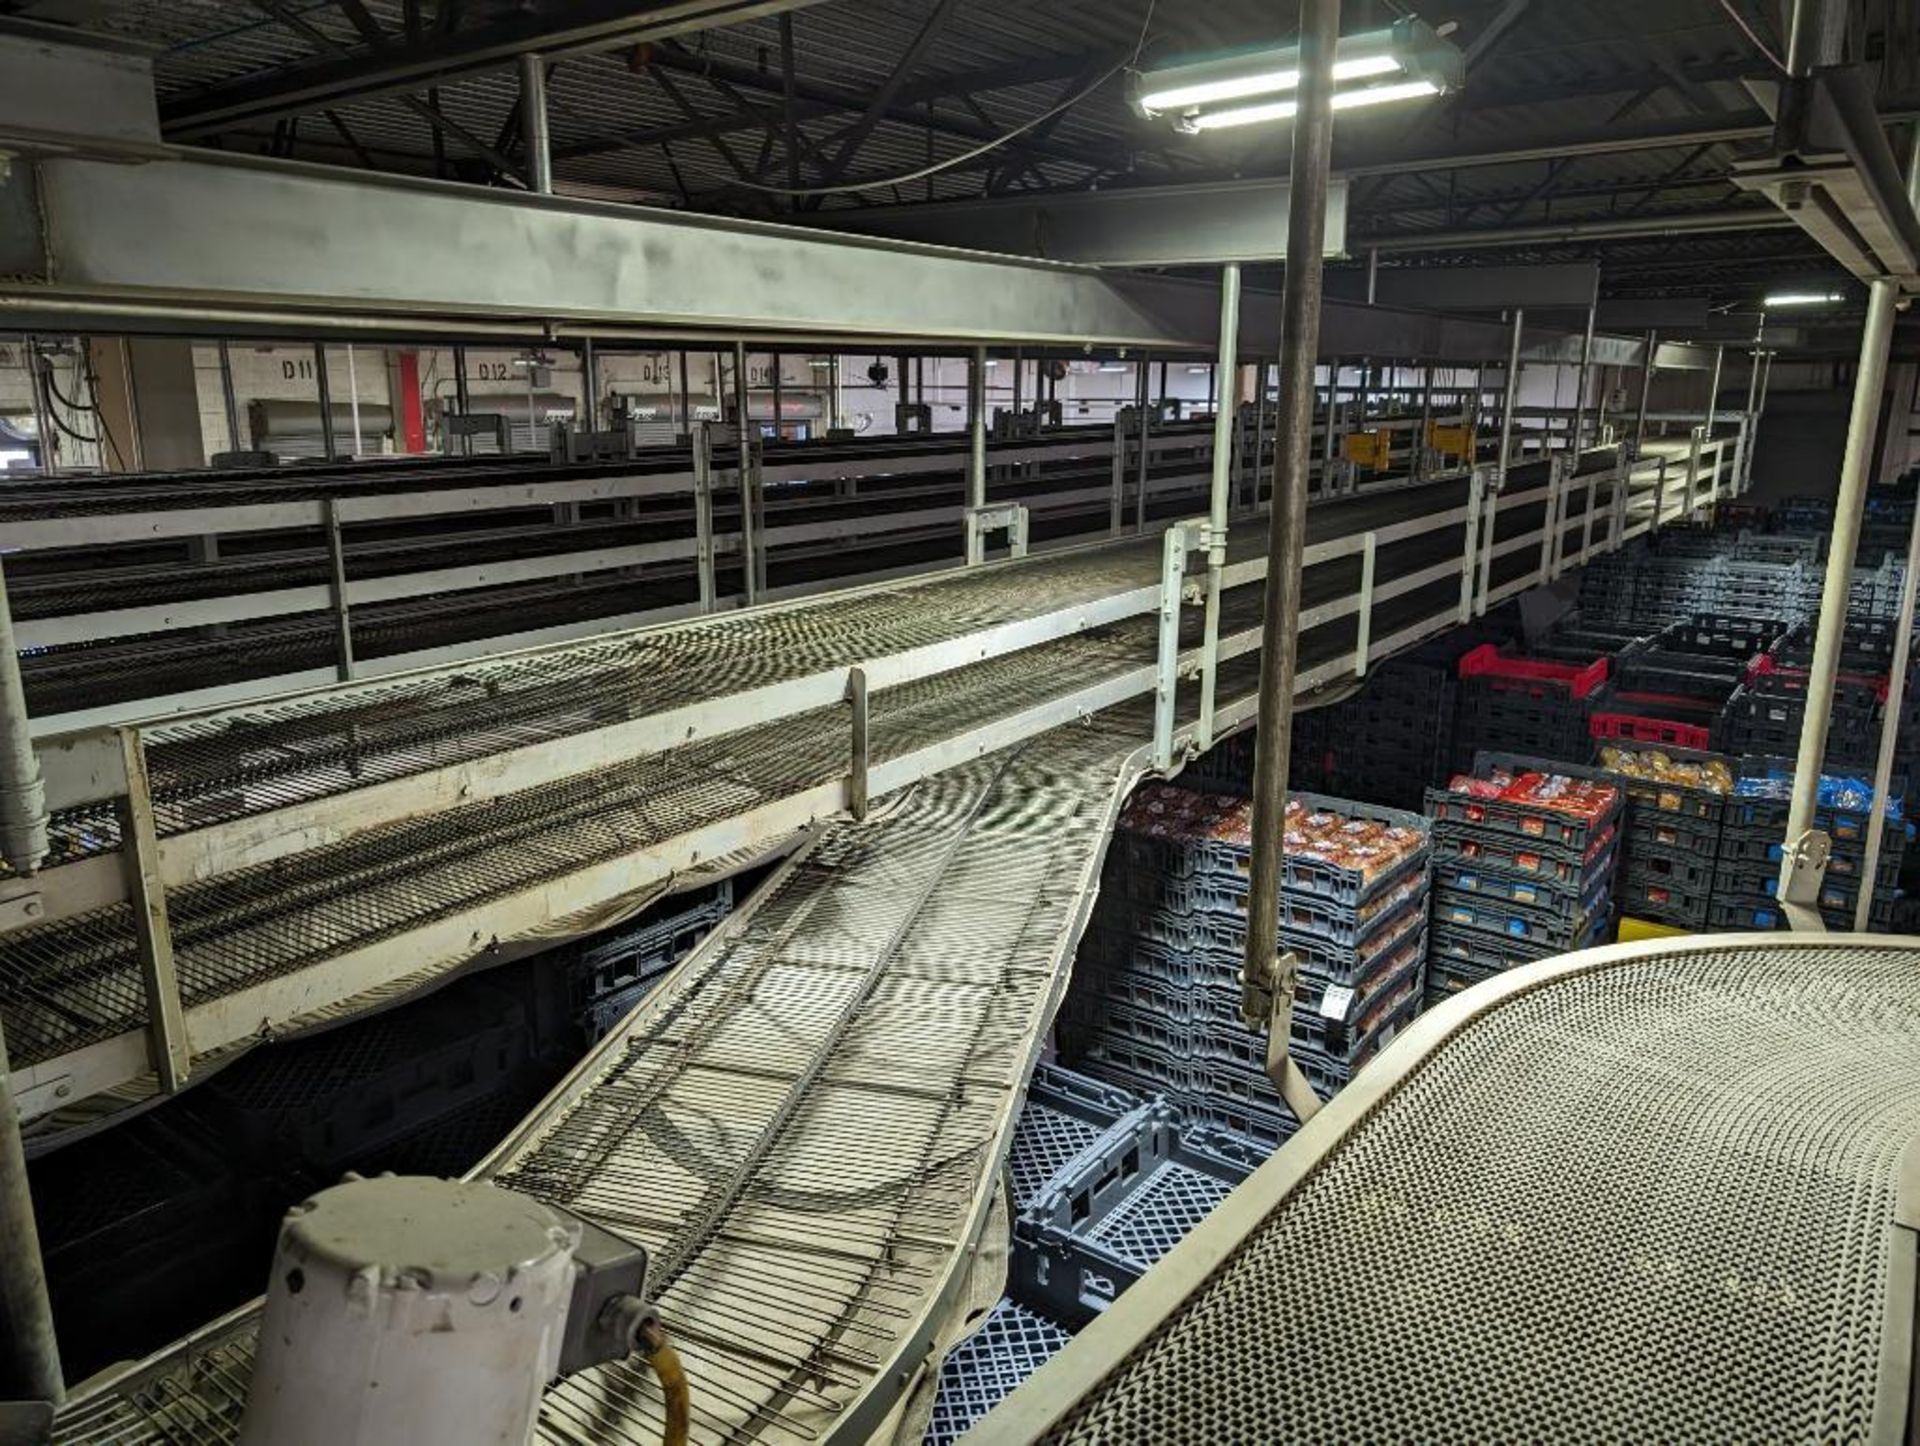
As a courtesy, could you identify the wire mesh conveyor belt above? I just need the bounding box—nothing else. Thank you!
[40,461,1606,1442]
[974,935,1920,1444]
[45,688,1211,1444]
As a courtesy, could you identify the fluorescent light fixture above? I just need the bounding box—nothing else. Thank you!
[984,360,1001,367]
[1097,364,1128,373]
[1134,19,1461,132]
[1187,366,1211,374]
[808,359,834,368]
[1139,52,1401,111]
[1182,78,1441,132]
[1763,291,1843,307]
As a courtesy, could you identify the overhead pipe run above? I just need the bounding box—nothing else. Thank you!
[1241,0,1340,1128]
[520,53,552,195]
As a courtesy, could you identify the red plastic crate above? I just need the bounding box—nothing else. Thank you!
[1457,644,1608,701]
[1745,653,1889,702]
[1589,711,1713,750]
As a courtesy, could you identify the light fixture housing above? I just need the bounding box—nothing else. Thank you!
[1132,19,1462,134]
[1762,290,1844,307]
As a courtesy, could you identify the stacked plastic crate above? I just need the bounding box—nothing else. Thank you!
[559,878,734,1039]
[1066,783,1430,1144]
[1720,622,1906,773]
[1708,757,1907,931]
[923,1063,1265,1444]
[1423,753,1624,1002]
[1450,643,1608,773]
[1588,613,1785,754]
[1595,741,1735,929]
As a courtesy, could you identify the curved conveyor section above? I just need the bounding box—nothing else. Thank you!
[975,935,1920,1444]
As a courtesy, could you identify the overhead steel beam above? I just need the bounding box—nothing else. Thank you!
[1462,0,1537,67]
[1730,64,1920,288]
[1356,207,1796,253]
[163,0,838,139]
[805,180,1349,266]
[0,149,1251,346]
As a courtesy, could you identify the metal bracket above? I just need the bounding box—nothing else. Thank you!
[1777,828,1833,933]
[323,497,354,682]
[964,503,1030,567]
[0,884,44,935]
[1253,949,1323,1126]
[1152,520,1206,771]
[847,667,870,823]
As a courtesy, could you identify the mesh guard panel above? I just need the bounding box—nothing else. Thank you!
[1035,941,1920,1445]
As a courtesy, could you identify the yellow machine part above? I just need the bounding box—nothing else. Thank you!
[1428,422,1473,457]
[1341,429,1392,470]
[1617,916,1691,942]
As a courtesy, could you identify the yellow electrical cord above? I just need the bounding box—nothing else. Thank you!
[639,1319,691,1446]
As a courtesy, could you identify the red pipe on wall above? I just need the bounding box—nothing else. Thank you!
[396,350,426,453]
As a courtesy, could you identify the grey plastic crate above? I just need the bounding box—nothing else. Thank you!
[1006,1062,1144,1212]
[922,1298,1071,1446]
[1011,1109,1254,1328]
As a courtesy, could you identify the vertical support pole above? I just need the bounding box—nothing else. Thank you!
[1321,357,1340,469]
[1152,526,1187,772]
[677,349,692,443]
[346,344,363,457]
[116,728,190,1093]
[1135,353,1153,533]
[0,557,47,875]
[749,439,769,599]
[1249,364,1270,513]
[1703,342,1725,437]
[1569,303,1596,455]
[968,345,987,516]
[847,667,869,822]
[323,498,354,680]
[1109,418,1126,536]
[0,1013,61,1410]
[520,52,552,193]
[1634,329,1657,455]
[453,343,471,456]
[1495,308,1525,490]
[1199,261,1242,750]
[581,337,598,433]
[1241,0,1338,1127]
[770,351,784,439]
[1354,531,1376,676]
[314,342,336,461]
[1778,278,1899,925]
[1459,472,1483,623]
[1539,459,1560,582]
[732,341,750,442]
[1012,345,1024,422]
[692,425,717,612]
[1365,247,1379,304]
[1748,350,1774,492]
[218,338,242,453]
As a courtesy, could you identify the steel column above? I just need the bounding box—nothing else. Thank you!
[1135,353,1153,533]
[1241,0,1340,1127]
[1496,308,1525,489]
[1749,349,1774,491]
[1633,329,1657,454]
[217,338,242,451]
[1778,278,1899,926]
[967,345,987,515]
[314,342,336,460]
[453,343,471,454]
[0,1014,61,1410]
[1198,262,1242,748]
[1569,303,1596,454]
[0,557,47,875]
[581,336,598,431]
[1703,343,1725,436]
[735,342,759,604]
[520,53,552,194]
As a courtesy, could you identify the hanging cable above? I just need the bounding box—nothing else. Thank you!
[1716,0,1789,74]
[707,56,1128,197]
